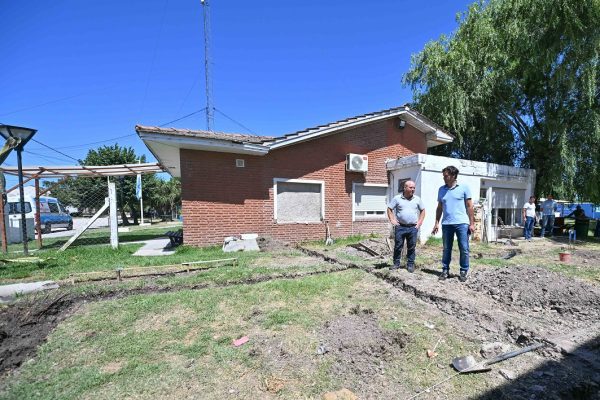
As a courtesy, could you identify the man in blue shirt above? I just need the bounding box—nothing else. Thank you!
[540,195,557,238]
[432,166,475,282]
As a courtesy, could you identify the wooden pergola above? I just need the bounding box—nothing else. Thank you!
[0,163,165,253]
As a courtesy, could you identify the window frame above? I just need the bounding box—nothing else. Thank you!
[352,182,389,222]
[273,178,325,224]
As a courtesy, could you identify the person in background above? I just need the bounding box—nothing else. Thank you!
[567,205,587,220]
[522,195,536,241]
[540,194,557,238]
[387,180,425,273]
[432,166,475,282]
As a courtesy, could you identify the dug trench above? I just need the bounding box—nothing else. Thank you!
[300,245,600,399]
[1,243,599,399]
[0,263,351,379]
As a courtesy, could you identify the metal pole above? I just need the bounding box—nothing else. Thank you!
[201,0,214,131]
[16,146,28,255]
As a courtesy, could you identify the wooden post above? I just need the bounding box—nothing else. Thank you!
[108,181,118,249]
[35,178,42,249]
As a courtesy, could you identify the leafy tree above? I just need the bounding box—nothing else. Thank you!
[404,0,600,201]
[44,145,162,225]
[148,177,181,219]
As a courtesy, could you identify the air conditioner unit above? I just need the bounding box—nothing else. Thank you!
[346,153,368,172]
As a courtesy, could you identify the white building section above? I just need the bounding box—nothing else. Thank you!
[386,154,536,243]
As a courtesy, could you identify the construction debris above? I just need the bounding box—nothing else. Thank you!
[223,235,260,252]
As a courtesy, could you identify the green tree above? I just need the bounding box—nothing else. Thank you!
[404,0,600,201]
[148,177,181,219]
[45,145,161,225]
[83,145,161,225]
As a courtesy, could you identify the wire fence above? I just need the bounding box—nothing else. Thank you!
[2,172,182,255]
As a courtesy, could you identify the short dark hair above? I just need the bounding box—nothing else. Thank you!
[442,166,459,178]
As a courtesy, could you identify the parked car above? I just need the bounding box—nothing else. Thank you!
[5,195,73,233]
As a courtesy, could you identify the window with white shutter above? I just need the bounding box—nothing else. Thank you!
[353,184,388,220]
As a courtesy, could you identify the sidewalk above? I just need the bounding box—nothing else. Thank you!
[0,281,59,304]
[132,238,175,256]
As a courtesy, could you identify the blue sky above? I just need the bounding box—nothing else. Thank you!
[1,0,473,186]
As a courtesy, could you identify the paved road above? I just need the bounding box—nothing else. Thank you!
[42,217,110,239]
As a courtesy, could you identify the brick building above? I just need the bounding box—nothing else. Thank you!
[137,106,453,246]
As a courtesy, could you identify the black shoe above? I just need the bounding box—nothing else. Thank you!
[390,264,401,271]
[439,270,449,280]
[407,264,415,273]
[459,270,469,282]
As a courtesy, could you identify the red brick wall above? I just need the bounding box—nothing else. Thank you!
[180,118,427,246]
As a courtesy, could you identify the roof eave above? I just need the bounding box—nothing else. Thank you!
[138,132,270,156]
[426,130,454,148]
[267,111,406,150]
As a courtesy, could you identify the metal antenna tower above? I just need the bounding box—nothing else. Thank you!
[201,0,214,131]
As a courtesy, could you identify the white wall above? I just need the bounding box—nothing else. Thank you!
[387,154,536,243]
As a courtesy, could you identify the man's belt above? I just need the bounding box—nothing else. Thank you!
[398,223,416,227]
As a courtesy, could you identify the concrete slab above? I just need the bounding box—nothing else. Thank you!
[0,281,59,304]
[133,238,175,256]
[223,236,260,252]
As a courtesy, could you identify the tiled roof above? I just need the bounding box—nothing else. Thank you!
[263,106,409,146]
[136,105,453,149]
[135,125,274,144]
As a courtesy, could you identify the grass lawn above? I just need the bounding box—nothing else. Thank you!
[4,223,182,254]
[0,270,492,399]
[2,232,600,399]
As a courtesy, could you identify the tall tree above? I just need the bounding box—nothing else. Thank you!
[45,145,161,225]
[404,0,600,201]
[148,177,181,219]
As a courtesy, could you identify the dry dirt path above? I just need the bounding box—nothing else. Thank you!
[301,244,600,399]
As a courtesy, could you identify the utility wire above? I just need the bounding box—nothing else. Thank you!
[0,84,118,117]
[12,106,254,168]
[24,150,74,164]
[139,0,170,115]
[214,107,258,135]
[159,108,207,127]
[31,139,81,164]
[27,134,137,151]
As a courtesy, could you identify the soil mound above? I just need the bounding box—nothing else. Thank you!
[467,265,600,321]
[0,293,76,377]
[257,236,291,252]
[318,306,408,395]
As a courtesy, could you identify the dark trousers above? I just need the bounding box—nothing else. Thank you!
[393,225,418,267]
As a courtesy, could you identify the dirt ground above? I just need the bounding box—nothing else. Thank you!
[1,236,600,399]
[330,237,600,399]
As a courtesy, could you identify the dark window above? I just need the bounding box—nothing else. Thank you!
[398,178,410,193]
[48,202,60,213]
[7,202,32,214]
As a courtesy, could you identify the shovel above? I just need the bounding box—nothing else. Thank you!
[452,342,545,373]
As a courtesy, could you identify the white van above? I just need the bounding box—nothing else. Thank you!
[5,195,73,234]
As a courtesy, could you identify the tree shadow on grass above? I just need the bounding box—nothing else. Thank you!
[40,232,167,250]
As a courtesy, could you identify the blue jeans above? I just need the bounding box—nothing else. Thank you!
[441,224,470,273]
[541,215,555,237]
[393,225,418,267]
[524,216,535,239]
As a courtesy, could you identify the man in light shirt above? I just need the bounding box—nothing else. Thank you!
[522,196,536,241]
[540,195,557,238]
[387,180,425,273]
